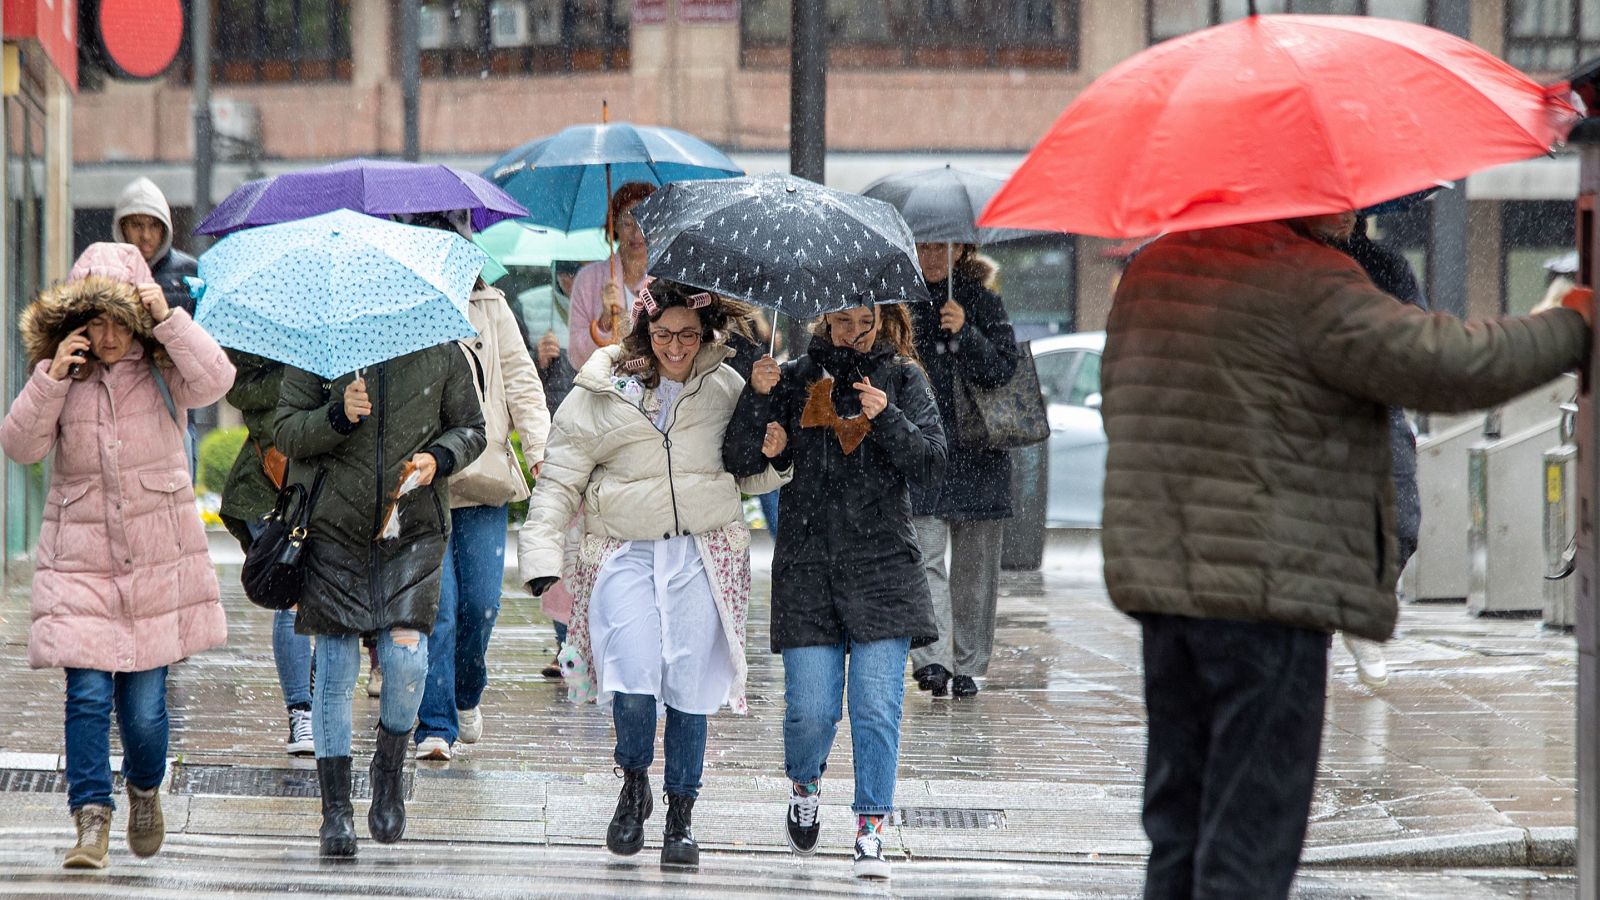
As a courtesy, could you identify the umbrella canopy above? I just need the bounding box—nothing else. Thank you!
[194,209,485,379]
[861,166,1033,245]
[980,14,1579,238]
[485,121,744,231]
[475,222,611,268]
[196,159,529,237]
[633,172,930,320]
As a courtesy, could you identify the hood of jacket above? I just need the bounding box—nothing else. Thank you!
[574,342,735,394]
[20,276,168,372]
[69,242,155,286]
[112,177,175,265]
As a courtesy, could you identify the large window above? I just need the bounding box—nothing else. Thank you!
[742,0,1077,70]
[7,82,49,555]
[1149,0,1429,42]
[1506,1,1600,72]
[215,0,352,82]
[419,0,630,76]
[1503,200,1576,316]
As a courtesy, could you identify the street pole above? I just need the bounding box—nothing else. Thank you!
[789,0,825,185]
[785,0,826,352]
[400,0,421,161]
[192,0,214,251]
[1427,2,1470,317]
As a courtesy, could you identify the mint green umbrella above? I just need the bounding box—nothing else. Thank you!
[474,222,611,284]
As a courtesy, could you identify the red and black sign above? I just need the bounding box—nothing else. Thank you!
[85,0,184,81]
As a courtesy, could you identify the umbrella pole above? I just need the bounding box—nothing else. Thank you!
[770,311,780,356]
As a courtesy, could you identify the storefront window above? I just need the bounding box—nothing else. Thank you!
[214,0,353,82]
[742,0,1078,69]
[419,0,631,76]
[6,86,49,556]
[983,235,1077,339]
[1503,200,1576,316]
[1149,0,1429,42]
[1506,0,1600,72]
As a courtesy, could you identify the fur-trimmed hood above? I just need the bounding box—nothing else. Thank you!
[20,276,169,374]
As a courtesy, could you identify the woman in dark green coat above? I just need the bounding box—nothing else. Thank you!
[273,345,485,858]
[219,351,317,757]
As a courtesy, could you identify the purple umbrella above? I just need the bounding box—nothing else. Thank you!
[196,158,529,237]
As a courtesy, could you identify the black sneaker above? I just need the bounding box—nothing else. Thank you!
[852,825,891,880]
[286,707,315,757]
[952,675,979,699]
[785,782,821,855]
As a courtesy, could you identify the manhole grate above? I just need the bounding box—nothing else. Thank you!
[893,807,1006,829]
[0,769,75,793]
[0,766,410,801]
[173,765,412,801]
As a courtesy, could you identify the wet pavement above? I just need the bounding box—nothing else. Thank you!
[0,531,1582,895]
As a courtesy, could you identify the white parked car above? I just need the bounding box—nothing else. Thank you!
[1030,332,1106,528]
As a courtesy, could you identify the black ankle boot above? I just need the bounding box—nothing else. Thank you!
[316,756,357,858]
[661,794,699,868]
[368,725,410,844]
[606,767,653,856]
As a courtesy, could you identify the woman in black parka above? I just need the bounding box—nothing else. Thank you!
[724,301,945,881]
[906,245,1020,700]
[273,347,486,859]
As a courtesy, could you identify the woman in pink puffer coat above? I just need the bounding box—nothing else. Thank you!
[0,242,234,871]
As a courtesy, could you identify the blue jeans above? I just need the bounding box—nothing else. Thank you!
[246,517,315,710]
[758,490,780,533]
[273,609,314,709]
[417,505,507,744]
[781,637,911,816]
[611,692,706,798]
[64,667,169,811]
[313,629,429,758]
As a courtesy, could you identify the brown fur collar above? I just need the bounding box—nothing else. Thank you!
[20,276,169,376]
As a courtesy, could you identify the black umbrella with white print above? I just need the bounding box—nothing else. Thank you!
[632,172,932,323]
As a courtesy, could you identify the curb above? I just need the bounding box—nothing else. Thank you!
[1301,825,1576,868]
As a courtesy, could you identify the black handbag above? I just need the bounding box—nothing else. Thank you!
[951,341,1051,450]
[242,469,327,611]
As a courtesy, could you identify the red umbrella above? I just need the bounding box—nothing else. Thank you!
[980,14,1580,239]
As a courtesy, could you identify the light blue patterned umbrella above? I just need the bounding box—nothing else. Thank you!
[194,209,485,379]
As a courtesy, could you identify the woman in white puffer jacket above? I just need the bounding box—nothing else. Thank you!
[520,280,788,870]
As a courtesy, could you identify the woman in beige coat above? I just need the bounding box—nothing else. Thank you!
[521,280,788,869]
[415,276,551,760]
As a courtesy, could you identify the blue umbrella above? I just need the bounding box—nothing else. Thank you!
[484,120,743,231]
[194,209,485,379]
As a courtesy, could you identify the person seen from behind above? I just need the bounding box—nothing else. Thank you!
[1102,209,1594,899]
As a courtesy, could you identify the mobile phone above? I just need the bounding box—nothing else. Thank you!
[68,349,97,378]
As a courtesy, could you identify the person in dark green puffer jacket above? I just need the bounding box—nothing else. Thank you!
[272,344,485,859]
[219,350,318,758]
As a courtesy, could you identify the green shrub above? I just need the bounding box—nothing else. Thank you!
[198,426,248,494]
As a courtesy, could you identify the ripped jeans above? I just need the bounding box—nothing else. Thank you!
[313,628,429,758]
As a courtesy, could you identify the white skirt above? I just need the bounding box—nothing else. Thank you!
[587,536,734,715]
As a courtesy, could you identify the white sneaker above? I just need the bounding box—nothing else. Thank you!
[457,707,482,744]
[415,736,452,761]
[286,708,314,757]
[852,827,891,880]
[1342,633,1389,688]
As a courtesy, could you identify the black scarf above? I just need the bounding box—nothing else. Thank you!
[806,335,893,419]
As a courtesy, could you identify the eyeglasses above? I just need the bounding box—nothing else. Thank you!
[650,329,703,347]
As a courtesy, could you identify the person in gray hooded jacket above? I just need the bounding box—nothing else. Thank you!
[113,178,200,317]
[114,177,203,473]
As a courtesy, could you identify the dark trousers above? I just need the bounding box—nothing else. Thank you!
[1139,614,1328,900]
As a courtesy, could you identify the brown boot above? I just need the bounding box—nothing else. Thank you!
[63,804,111,869]
[126,784,165,857]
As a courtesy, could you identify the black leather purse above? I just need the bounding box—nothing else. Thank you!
[242,469,327,611]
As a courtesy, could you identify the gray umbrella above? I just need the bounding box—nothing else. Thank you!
[633,172,931,321]
[861,165,1035,245]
